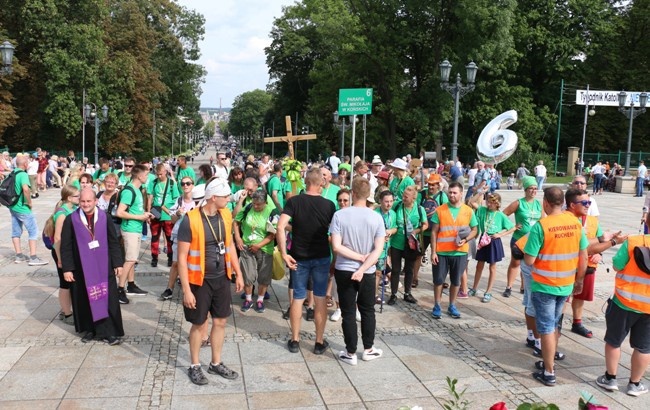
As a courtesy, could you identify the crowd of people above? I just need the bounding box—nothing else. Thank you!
[0,144,647,396]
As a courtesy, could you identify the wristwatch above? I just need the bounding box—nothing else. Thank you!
[610,239,617,247]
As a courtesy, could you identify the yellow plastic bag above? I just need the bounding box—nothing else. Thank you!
[272,247,286,280]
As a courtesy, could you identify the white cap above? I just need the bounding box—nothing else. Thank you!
[204,178,231,199]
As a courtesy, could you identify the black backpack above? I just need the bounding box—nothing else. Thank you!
[0,170,26,207]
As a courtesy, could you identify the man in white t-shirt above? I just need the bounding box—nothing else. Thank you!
[326,151,341,177]
[635,160,647,197]
[534,160,547,190]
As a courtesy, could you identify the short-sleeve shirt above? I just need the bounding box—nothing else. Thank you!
[389,176,415,205]
[119,184,145,233]
[235,203,278,255]
[93,168,113,182]
[148,178,179,221]
[321,183,340,206]
[392,203,427,251]
[512,198,543,240]
[375,208,397,259]
[266,174,284,209]
[9,169,30,214]
[475,207,514,235]
[330,206,385,274]
[283,194,336,260]
[178,212,225,279]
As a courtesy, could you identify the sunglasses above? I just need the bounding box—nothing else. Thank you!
[181,181,194,186]
[124,165,134,168]
[572,181,586,185]
[573,200,592,206]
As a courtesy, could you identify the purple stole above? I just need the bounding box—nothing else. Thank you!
[71,208,110,322]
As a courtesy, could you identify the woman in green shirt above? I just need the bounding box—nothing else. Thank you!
[51,185,80,325]
[228,166,245,194]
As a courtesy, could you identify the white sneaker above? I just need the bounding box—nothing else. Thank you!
[339,350,357,366]
[330,308,341,322]
[362,347,383,361]
[356,309,361,322]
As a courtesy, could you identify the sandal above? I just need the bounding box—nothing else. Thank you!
[326,296,334,308]
[533,347,566,360]
[571,323,593,338]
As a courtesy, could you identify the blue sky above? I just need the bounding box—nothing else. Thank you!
[176,0,294,108]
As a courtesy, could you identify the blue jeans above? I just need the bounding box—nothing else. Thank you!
[531,291,568,335]
[536,176,545,190]
[292,257,330,299]
[10,210,39,241]
[636,177,645,196]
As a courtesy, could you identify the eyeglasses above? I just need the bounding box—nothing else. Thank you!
[124,165,134,168]
[181,182,194,186]
[572,181,586,185]
[573,200,592,206]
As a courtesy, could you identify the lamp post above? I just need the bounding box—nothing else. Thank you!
[618,91,648,176]
[301,125,310,161]
[439,60,478,161]
[580,84,596,173]
[83,103,108,166]
[334,111,347,158]
[0,40,15,75]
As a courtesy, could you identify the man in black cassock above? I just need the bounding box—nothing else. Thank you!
[61,187,125,345]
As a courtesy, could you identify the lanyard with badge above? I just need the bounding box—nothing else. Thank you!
[85,213,100,250]
[202,209,225,256]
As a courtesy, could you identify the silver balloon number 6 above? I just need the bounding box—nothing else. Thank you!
[476,110,518,165]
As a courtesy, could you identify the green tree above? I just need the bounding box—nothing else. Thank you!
[229,89,273,140]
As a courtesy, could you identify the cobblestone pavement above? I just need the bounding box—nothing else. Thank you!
[0,155,647,409]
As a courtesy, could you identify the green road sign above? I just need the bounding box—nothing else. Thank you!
[338,88,373,115]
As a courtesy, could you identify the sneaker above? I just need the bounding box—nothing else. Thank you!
[387,295,397,305]
[188,365,208,385]
[282,308,290,320]
[362,347,383,361]
[167,258,173,267]
[503,287,512,298]
[482,293,492,303]
[534,360,555,370]
[421,255,428,264]
[62,314,74,326]
[241,300,253,312]
[468,288,477,297]
[355,309,361,322]
[526,338,536,349]
[126,284,148,296]
[626,381,648,397]
[457,290,468,299]
[118,288,130,304]
[160,288,173,300]
[254,301,265,313]
[330,308,341,322]
[141,235,149,242]
[403,293,417,304]
[595,374,619,391]
[287,339,300,353]
[28,256,48,266]
[14,253,29,264]
[103,336,121,346]
[264,291,270,300]
[375,295,383,305]
[448,304,461,319]
[532,370,556,386]
[208,362,238,380]
[81,331,96,343]
[313,340,329,355]
[306,308,315,321]
[339,351,358,366]
[151,258,158,267]
[432,304,442,319]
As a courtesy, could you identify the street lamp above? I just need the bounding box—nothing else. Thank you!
[84,103,108,166]
[618,91,647,176]
[0,40,15,75]
[301,125,310,161]
[440,59,478,161]
[579,85,596,174]
[333,112,357,159]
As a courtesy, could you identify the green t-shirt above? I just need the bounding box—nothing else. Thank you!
[611,239,645,314]
[235,203,278,255]
[147,178,179,221]
[9,170,30,214]
[418,189,449,237]
[513,198,543,240]
[118,171,131,186]
[119,184,146,233]
[230,182,243,195]
[376,208,397,259]
[176,166,196,195]
[321,183,340,206]
[524,217,589,296]
[71,179,81,191]
[390,176,415,209]
[93,167,113,182]
[430,204,479,256]
[53,203,75,224]
[266,174,284,209]
[475,206,514,235]
[143,173,155,195]
[392,203,427,251]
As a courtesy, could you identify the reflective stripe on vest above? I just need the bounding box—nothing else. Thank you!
[435,204,472,253]
[186,207,233,286]
[532,213,582,288]
[579,213,600,268]
[614,235,650,313]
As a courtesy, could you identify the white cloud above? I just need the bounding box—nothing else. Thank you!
[176,0,293,108]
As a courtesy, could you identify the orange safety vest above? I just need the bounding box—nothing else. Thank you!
[435,203,473,253]
[515,234,528,250]
[615,235,650,314]
[186,207,233,286]
[579,214,600,268]
[532,213,582,287]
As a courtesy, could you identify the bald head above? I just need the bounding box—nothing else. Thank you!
[15,155,28,168]
[79,187,97,214]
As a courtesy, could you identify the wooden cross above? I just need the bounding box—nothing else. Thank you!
[263,115,317,160]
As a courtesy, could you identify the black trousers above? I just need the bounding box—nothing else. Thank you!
[335,270,376,354]
[390,247,416,295]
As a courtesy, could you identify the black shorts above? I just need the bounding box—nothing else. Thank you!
[432,254,468,286]
[604,299,650,354]
[51,249,71,290]
[184,275,232,324]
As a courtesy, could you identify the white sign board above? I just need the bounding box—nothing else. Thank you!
[576,89,646,107]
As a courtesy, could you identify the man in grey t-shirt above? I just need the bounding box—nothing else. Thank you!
[330,177,385,365]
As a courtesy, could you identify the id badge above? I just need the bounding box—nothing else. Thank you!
[248,234,257,242]
[88,240,99,249]
[217,242,226,255]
